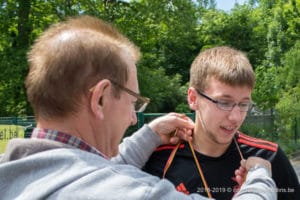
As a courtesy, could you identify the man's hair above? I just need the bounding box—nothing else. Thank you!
[26,15,140,119]
[189,46,255,91]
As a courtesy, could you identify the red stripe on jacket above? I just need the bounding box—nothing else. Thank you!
[237,132,278,152]
[155,144,185,152]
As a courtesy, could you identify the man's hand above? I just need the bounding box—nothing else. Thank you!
[235,160,247,186]
[148,112,194,144]
[235,157,272,186]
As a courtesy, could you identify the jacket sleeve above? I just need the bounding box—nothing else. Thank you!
[271,146,300,200]
[111,125,162,168]
[232,166,277,200]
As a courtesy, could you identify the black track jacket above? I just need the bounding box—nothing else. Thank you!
[143,132,300,200]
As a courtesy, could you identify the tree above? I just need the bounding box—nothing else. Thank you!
[0,0,298,118]
[276,41,300,120]
[0,0,32,116]
[112,0,201,112]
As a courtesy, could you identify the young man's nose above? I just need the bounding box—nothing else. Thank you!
[228,105,244,122]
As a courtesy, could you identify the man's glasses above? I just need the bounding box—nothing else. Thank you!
[110,80,150,112]
[195,89,252,112]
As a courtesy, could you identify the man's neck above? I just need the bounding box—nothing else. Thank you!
[193,126,232,157]
[36,116,81,136]
[36,112,112,158]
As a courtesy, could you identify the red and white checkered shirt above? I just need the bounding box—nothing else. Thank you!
[30,128,108,159]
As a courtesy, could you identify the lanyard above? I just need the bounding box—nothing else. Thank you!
[162,135,213,198]
[162,132,244,199]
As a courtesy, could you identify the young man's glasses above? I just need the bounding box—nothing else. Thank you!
[195,88,252,112]
[110,80,150,113]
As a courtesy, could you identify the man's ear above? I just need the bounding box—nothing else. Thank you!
[187,87,199,111]
[90,79,111,119]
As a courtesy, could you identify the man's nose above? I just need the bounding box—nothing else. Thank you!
[131,111,138,126]
[228,105,243,122]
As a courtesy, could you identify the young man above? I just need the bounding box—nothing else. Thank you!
[0,17,275,199]
[143,46,300,200]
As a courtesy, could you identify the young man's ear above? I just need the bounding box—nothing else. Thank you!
[90,79,111,119]
[187,87,199,111]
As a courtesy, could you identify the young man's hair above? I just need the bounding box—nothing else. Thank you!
[26,15,140,119]
[189,46,255,91]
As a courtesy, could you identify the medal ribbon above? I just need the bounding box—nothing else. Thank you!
[162,129,213,198]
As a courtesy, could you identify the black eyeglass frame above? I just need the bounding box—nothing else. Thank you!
[195,88,253,112]
[109,80,150,113]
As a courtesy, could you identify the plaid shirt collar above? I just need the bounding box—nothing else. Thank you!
[30,128,108,159]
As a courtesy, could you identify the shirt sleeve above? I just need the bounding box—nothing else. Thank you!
[232,166,277,200]
[111,125,162,168]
